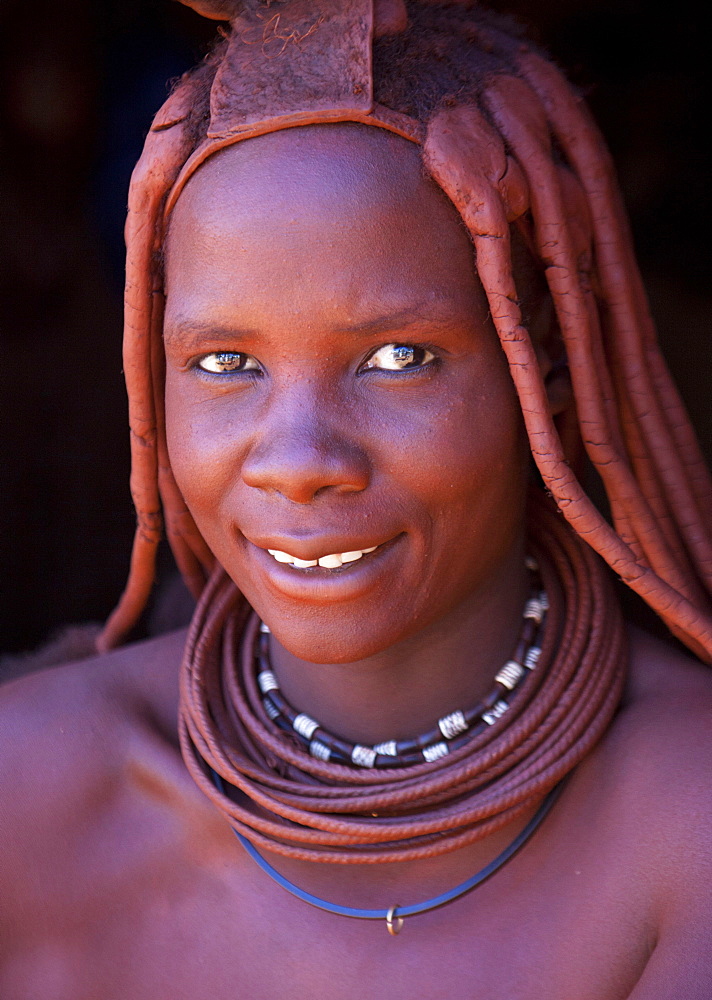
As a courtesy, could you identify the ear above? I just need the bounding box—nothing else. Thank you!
[510,223,571,418]
[528,296,572,418]
[521,289,583,472]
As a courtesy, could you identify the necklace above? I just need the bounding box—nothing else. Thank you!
[179,491,627,864]
[255,562,548,768]
[211,768,564,935]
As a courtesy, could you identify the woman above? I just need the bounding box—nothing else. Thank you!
[1,1,711,996]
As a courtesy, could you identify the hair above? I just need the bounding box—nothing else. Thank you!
[98,0,712,662]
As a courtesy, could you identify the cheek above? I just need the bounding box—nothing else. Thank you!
[405,362,526,507]
[403,362,528,586]
[164,374,242,529]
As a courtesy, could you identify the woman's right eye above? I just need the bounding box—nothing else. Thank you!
[197,351,260,374]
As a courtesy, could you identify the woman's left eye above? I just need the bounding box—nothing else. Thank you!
[197,351,260,374]
[361,344,436,372]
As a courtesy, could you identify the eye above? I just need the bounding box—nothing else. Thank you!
[362,344,436,372]
[197,351,260,374]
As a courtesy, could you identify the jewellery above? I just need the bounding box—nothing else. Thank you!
[179,492,627,864]
[211,768,563,935]
[386,907,403,937]
[255,564,548,769]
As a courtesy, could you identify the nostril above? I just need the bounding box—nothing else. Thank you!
[241,431,370,503]
[245,470,369,504]
[312,480,365,499]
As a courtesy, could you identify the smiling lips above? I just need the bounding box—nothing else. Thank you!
[266,545,379,569]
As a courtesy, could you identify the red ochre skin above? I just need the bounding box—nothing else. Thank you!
[164,126,533,734]
[1,127,712,1000]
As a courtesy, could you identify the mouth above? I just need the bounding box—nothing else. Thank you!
[265,545,379,570]
[244,533,404,604]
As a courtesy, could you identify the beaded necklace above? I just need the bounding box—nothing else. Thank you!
[198,544,567,934]
[255,561,548,769]
[178,494,627,865]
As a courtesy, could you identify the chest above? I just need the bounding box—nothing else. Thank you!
[3,811,654,1000]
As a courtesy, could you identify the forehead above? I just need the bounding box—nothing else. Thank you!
[165,123,472,259]
[174,123,421,203]
[164,123,480,327]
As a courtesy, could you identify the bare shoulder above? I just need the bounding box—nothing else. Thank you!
[611,625,712,777]
[595,626,712,820]
[583,627,712,997]
[600,632,712,1000]
[0,629,187,897]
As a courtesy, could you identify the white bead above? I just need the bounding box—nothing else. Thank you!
[524,598,544,624]
[309,739,331,761]
[423,742,449,762]
[373,741,398,756]
[524,646,542,670]
[263,698,280,721]
[258,670,279,694]
[351,745,377,768]
[438,710,468,740]
[525,555,539,572]
[293,714,319,740]
[482,700,509,726]
[495,661,526,691]
[259,621,271,634]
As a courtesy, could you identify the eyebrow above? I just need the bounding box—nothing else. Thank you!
[163,321,260,349]
[165,305,458,347]
[331,305,457,336]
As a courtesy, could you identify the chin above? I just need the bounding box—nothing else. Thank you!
[259,610,399,665]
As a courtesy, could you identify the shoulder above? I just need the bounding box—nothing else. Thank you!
[0,624,187,772]
[604,631,712,996]
[591,627,712,929]
[608,626,712,789]
[0,629,187,900]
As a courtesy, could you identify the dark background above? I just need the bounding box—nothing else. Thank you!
[1,0,710,655]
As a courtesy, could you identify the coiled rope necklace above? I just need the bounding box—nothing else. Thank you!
[179,493,627,931]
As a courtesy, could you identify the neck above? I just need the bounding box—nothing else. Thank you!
[267,541,529,745]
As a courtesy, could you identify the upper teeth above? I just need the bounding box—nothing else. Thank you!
[267,546,378,569]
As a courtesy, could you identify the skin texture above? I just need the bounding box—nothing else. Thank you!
[1,126,711,999]
[163,126,532,740]
[2,628,712,999]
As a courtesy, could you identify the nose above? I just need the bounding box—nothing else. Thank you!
[241,394,370,503]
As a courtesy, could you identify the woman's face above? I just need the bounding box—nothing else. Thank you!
[164,125,528,663]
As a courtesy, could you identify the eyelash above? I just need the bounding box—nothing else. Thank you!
[195,352,261,376]
[360,343,438,375]
[193,343,440,378]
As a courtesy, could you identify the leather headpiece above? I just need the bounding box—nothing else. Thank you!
[165,0,421,213]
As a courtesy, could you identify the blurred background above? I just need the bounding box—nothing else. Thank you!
[1,0,710,658]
